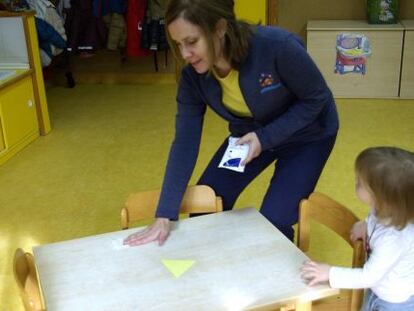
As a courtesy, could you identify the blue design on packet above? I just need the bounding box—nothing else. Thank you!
[223,158,242,167]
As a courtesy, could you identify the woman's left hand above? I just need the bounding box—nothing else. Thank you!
[236,132,262,166]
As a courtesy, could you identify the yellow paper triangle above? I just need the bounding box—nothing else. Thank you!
[162,259,195,278]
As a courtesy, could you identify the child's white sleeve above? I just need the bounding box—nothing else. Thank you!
[329,229,405,289]
[329,266,365,289]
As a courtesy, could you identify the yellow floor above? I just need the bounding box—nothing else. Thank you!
[1,83,413,310]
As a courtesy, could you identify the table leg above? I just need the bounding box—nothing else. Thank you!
[295,301,311,311]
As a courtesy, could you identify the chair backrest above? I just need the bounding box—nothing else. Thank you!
[297,192,365,311]
[13,248,45,311]
[121,185,223,229]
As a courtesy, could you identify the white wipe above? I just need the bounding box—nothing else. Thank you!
[110,237,130,250]
[218,137,249,173]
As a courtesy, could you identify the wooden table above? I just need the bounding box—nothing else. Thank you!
[33,208,338,311]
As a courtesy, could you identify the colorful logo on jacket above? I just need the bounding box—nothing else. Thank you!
[259,73,282,94]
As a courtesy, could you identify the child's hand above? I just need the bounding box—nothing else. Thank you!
[350,220,367,244]
[300,260,331,286]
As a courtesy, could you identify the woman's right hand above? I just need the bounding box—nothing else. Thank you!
[123,217,171,246]
[350,220,367,244]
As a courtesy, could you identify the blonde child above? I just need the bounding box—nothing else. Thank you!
[301,146,414,311]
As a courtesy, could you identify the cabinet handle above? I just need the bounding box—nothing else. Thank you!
[27,99,33,108]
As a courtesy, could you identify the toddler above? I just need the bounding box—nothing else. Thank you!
[301,146,414,310]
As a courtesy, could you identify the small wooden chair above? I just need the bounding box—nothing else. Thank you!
[121,185,223,229]
[13,248,45,311]
[297,192,365,311]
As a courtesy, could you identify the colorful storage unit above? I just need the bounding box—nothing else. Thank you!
[307,20,404,98]
[0,12,51,165]
[400,20,414,99]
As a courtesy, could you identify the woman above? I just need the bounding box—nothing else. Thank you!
[124,0,338,246]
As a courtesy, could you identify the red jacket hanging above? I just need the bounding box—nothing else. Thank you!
[126,0,150,57]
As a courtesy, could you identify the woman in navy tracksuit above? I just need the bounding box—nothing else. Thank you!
[124,0,338,245]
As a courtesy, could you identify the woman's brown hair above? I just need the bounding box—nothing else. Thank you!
[165,0,253,70]
[355,147,414,229]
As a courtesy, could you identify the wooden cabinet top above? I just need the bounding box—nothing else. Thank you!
[401,20,414,30]
[307,20,404,31]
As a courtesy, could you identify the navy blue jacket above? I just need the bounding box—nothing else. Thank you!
[35,17,66,58]
[155,26,339,220]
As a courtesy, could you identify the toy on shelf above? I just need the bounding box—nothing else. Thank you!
[367,0,399,24]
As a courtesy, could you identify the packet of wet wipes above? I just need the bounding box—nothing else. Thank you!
[218,137,249,173]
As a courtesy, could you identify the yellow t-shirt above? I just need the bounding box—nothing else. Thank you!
[213,69,252,117]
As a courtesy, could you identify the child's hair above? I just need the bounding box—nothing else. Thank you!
[165,0,253,70]
[355,146,414,229]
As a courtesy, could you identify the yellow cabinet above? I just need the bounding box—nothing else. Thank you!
[0,75,38,149]
[235,0,266,24]
[0,11,51,165]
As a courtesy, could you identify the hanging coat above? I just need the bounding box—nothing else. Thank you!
[126,0,150,57]
[140,0,168,52]
[65,0,107,53]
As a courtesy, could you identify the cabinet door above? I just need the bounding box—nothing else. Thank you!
[400,29,414,98]
[0,76,38,148]
[307,24,403,98]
